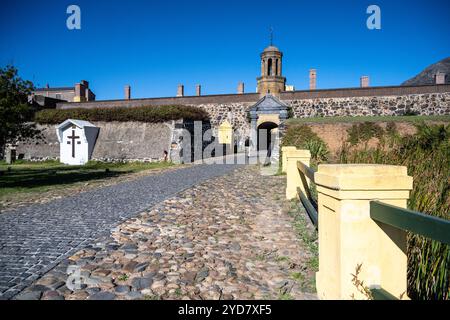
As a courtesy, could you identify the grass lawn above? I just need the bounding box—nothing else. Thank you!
[0,160,174,199]
[286,115,450,125]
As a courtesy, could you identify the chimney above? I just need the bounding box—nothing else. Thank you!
[177,84,184,97]
[309,69,317,90]
[360,76,370,88]
[75,83,80,95]
[237,82,244,94]
[74,82,86,102]
[124,85,131,100]
[196,84,201,96]
[435,72,446,85]
[81,80,89,88]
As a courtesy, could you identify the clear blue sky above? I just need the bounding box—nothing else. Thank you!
[1,0,449,100]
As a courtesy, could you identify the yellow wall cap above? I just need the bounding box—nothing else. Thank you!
[318,164,407,176]
[286,149,311,157]
[315,164,413,191]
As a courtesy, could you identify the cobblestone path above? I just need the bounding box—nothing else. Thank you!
[13,165,317,300]
[0,164,238,299]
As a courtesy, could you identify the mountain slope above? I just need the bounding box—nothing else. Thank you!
[402,57,450,86]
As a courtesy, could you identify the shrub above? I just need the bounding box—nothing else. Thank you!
[282,124,329,163]
[347,122,384,146]
[304,139,329,163]
[34,105,209,124]
[286,106,295,119]
[384,122,401,147]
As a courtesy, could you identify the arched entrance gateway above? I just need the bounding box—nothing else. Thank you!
[248,94,288,164]
[257,121,278,152]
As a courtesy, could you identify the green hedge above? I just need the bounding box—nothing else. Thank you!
[34,105,209,124]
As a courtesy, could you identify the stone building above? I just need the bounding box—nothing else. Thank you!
[32,80,96,103]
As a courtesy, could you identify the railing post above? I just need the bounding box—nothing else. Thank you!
[285,148,311,200]
[314,164,413,300]
[281,146,296,173]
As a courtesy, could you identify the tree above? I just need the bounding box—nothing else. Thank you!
[0,65,41,157]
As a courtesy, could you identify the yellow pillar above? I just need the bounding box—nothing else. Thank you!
[218,120,233,145]
[285,148,311,200]
[314,164,413,300]
[281,146,296,173]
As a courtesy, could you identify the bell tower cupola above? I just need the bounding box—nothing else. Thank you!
[257,35,286,96]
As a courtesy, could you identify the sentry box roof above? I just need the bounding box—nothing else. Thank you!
[56,119,97,143]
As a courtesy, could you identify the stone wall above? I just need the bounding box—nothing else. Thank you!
[16,121,175,162]
[57,93,260,109]
[15,84,449,162]
[15,120,219,163]
[285,92,450,118]
[195,102,254,136]
[55,84,450,132]
[91,121,173,161]
[16,125,60,160]
[192,92,449,141]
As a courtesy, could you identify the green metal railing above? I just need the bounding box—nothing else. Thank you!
[369,201,450,300]
[370,288,399,300]
[296,161,318,228]
[370,201,450,245]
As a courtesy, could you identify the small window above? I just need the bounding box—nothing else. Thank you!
[67,141,70,144]
[77,141,81,144]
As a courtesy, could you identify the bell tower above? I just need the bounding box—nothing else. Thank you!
[256,40,286,96]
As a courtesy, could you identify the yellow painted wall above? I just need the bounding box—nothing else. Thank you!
[257,114,280,127]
